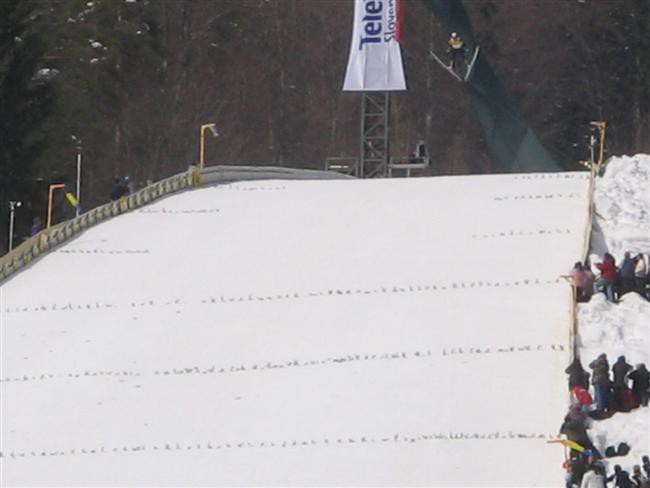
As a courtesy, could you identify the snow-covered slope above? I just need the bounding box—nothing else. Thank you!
[1,173,590,486]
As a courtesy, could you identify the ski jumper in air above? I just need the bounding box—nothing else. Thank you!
[447,32,466,71]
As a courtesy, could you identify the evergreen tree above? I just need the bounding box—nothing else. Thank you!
[598,0,650,154]
[0,0,52,252]
[32,0,166,212]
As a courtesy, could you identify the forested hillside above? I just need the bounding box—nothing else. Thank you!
[1,0,649,252]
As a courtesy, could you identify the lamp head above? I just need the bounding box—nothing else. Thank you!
[209,126,220,138]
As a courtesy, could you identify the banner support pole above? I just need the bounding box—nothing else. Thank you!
[359,91,391,179]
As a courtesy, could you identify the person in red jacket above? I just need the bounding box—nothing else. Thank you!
[594,253,618,302]
[570,385,594,412]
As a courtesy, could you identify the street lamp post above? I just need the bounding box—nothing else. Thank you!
[47,183,66,228]
[588,134,596,167]
[71,135,82,216]
[76,151,82,216]
[199,123,219,169]
[589,120,607,169]
[8,200,22,251]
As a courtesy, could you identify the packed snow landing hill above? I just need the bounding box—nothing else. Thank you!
[1,172,590,486]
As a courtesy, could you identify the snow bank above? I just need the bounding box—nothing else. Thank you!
[577,293,650,364]
[587,408,649,474]
[581,154,650,474]
[1,173,590,486]
[591,154,650,261]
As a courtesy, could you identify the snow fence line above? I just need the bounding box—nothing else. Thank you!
[569,164,598,360]
[0,166,353,285]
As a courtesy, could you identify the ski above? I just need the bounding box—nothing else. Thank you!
[429,46,480,83]
[429,50,463,82]
[464,46,480,82]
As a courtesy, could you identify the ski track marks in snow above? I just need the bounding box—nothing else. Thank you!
[492,191,582,202]
[53,248,150,255]
[0,342,566,384]
[3,276,566,315]
[134,207,220,214]
[0,430,562,462]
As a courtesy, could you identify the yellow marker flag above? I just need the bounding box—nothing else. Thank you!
[546,439,585,452]
[562,439,585,452]
[65,192,79,207]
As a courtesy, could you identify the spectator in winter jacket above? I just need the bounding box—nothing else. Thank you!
[612,355,633,411]
[565,453,586,488]
[571,385,594,411]
[566,262,594,302]
[629,364,650,407]
[110,177,129,201]
[635,254,649,297]
[620,252,636,296]
[581,463,606,488]
[29,216,43,236]
[642,456,650,478]
[585,263,596,294]
[566,358,591,390]
[560,407,599,456]
[594,253,618,302]
[612,355,633,385]
[608,465,633,488]
[632,465,648,488]
[635,254,648,277]
[590,353,611,412]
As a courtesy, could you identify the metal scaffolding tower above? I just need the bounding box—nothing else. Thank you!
[360,92,390,178]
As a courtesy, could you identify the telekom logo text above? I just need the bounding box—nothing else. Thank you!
[358,0,398,50]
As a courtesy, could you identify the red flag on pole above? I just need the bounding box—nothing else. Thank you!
[396,0,404,42]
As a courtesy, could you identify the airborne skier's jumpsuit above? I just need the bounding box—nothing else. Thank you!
[448,35,466,70]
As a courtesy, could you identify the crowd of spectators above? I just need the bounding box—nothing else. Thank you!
[561,355,650,487]
[565,253,650,303]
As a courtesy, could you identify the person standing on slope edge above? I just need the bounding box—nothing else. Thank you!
[642,456,650,479]
[565,262,593,302]
[580,463,606,488]
[631,465,647,488]
[29,216,43,236]
[611,355,633,411]
[619,252,636,296]
[607,465,633,488]
[589,353,610,413]
[565,357,590,390]
[594,253,618,302]
[628,364,650,407]
[634,254,648,296]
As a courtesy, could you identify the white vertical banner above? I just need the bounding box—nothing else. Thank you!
[343,0,406,92]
